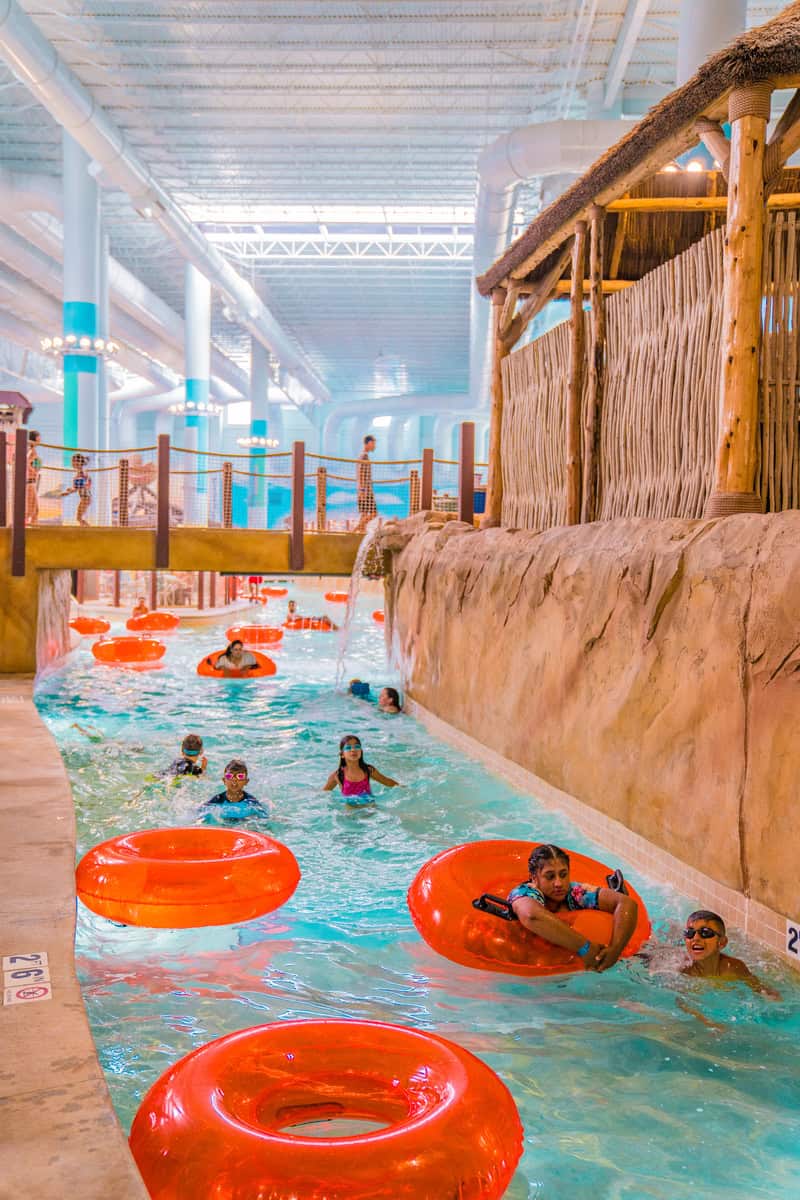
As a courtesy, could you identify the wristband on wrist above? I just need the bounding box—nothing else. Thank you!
[576,939,592,959]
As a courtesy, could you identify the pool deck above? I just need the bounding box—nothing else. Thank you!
[0,677,149,1198]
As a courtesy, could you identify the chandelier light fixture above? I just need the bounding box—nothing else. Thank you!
[40,334,119,359]
[167,399,223,416]
[237,434,280,448]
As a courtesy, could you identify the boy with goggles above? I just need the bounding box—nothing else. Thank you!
[681,910,778,996]
[202,759,270,821]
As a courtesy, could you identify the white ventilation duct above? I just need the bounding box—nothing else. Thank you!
[471,119,627,407]
[677,0,747,86]
[0,0,329,405]
[323,394,469,452]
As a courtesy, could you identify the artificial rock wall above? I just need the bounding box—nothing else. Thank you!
[381,512,800,920]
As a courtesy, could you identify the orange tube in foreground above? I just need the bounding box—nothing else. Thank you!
[129,1019,523,1199]
[76,827,300,927]
[92,636,166,665]
[408,839,651,977]
[225,624,283,645]
[197,649,277,678]
[70,616,111,635]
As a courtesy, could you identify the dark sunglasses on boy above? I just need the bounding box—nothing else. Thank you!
[683,926,722,941]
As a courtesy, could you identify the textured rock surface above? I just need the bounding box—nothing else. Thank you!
[381,512,800,918]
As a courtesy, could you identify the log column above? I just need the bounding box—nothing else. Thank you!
[582,206,605,524]
[705,83,772,517]
[566,221,587,525]
[484,288,510,527]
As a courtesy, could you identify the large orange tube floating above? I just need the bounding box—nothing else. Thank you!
[283,616,334,632]
[324,590,349,603]
[129,1019,523,1199]
[197,648,277,678]
[126,610,180,632]
[408,840,651,977]
[225,624,283,645]
[262,586,287,598]
[76,827,300,927]
[92,636,166,666]
[70,616,110,635]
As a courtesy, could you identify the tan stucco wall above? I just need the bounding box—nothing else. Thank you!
[382,512,800,922]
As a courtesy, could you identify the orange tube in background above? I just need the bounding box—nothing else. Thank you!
[408,839,651,977]
[324,591,349,603]
[283,617,334,632]
[70,616,111,635]
[76,827,300,927]
[262,586,288,598]
[126,611,180,632]
[197,648,277,678]
[372,610,385,623]
[91,636,166,665]
[225,624,284,645]
[129,1019,523,1199]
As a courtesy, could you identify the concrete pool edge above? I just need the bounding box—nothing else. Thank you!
[406,697,798,972]
[0,678,149,1199]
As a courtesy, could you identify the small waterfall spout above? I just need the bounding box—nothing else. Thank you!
[335,517,382,689]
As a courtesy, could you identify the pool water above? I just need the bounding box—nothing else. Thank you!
[35,585,800,1199]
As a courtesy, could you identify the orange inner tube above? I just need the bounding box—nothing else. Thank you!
[408,839,651,977]
[70,616,110,635]
[372,610,385,623]
[283,617,334,632]
[197,648,277,678]
[324,591,349,603]
[129,1019,523,1199]
[225,624,284,646]
[127,611,180,632]
[76,827,300,928]
[262,586,288,598]
[92,636,166,665]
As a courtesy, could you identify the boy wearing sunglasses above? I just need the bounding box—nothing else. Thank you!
[681,910,778,996]
[202,759,269,820]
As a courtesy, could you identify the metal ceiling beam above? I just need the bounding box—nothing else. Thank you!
[603,0,653,110]
[0,0,330,405]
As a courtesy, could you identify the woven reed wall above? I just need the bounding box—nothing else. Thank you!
[501,215,799,529]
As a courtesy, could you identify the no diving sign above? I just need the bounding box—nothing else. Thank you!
[3,952,52,1006]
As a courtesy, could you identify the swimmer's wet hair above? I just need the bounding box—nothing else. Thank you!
[182,733,203,753]
[224,758,248,776]
[383,686,401,709]
[528,844,570,876]
[686,910,725,933]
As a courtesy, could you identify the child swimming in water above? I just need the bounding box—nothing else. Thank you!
[166,733,207,778]
[201,759,270,821]
[323,735,399,804]
[378,686,402,713]
[508,843,638,972]
[681,910,779,996]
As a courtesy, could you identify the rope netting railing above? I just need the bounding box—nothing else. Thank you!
[26,441,159,528]
[307,452,420,529]
[431,457,460,514]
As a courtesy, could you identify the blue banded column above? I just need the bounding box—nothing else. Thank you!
[248,337,269,527]
[184,264,211,508]
[62,134,99,451]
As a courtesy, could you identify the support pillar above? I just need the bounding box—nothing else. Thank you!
[249,337,269,527]
[582,206,606,524]
[185,264,211,512]
[705,84,771,517]
[566,221,587,526]
[62,134,99,453]
[484,290,510,527]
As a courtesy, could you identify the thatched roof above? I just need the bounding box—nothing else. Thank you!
[477,1,800,296]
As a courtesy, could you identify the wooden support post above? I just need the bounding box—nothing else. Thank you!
[458,421,475,525]
[316,466,327,531]
[409,468,421,515]
[695,117,730,181]
[222,461,233,529]
[155,434,170,567]
[567,222,587,525]
[113,569,121,607]
[76,570,85,605]
[582,206,606,523]
[11,428,26,577]
[117,457,129,527]
[420,448,434,510]
[198,571,205,611]
[290,440,305,571]
[209,571,216,608]
[706,84,772,517]
[149,571,157,610]
[0,430,7,527]
[484,289,510,527]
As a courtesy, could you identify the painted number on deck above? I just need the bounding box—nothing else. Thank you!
[2,952,52,1005]
[787,920,800,958]
[2,952,48,970]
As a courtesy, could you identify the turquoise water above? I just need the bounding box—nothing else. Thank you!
[36,585,799,1199]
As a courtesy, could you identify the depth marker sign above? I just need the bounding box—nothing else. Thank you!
[3,952,52,1005]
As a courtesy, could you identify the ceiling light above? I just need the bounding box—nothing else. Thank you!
[237,435,280,449]
[40,332,118,360]
[686,159,705,173]
[167,400,223,416]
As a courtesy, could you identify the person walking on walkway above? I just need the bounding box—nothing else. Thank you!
[356,434,376,532]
